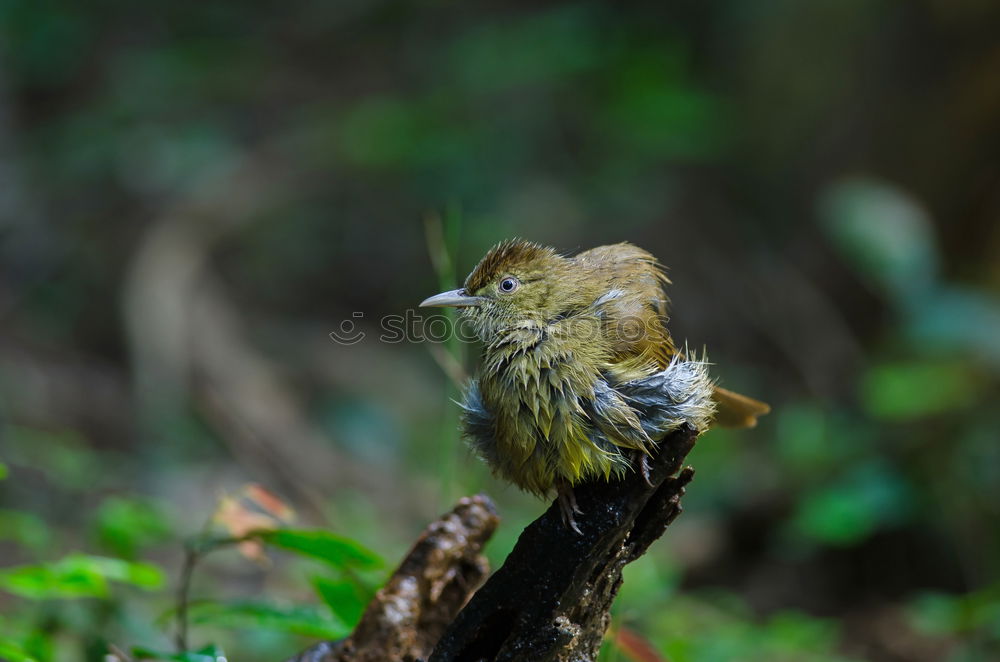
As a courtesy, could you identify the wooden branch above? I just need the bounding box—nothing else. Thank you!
[285,423,699,662]
[429,424,699,662]
[286,495,499,662]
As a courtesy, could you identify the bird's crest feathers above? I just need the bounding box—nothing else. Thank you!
[465,238,560,293]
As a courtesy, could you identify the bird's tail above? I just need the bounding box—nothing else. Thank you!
[711,386,771,428]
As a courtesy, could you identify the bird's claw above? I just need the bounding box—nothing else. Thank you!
[557,484,583,535]
[633,450,654,487]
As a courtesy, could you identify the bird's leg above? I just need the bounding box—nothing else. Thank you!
[632,449,654,487]
[555,481,583,535]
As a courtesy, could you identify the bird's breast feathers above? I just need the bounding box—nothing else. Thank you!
[461,318,713,495]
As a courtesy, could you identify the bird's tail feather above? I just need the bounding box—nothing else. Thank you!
[711,386,771,428]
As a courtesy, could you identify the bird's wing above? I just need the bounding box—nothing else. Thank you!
[574,242,670,315]
[575,243,770,429]
[573,243,676,376]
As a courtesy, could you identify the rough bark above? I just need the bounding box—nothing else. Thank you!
[287,495,499,662]
[286,423,698,662]
[428,423,698,662]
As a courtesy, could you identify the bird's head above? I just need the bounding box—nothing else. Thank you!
[420,239,576,342]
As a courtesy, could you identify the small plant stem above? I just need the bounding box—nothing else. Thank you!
[174,541,198,652]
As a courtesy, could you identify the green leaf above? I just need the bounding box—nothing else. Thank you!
[93,496,172,559]
[821,177,938,304]
[0,509,52,552]
[0,561,107,599]
[0,638,38,662]
[789,462,913,546]
[793,489,874,546]
[311,575,370,627]
[130,644,226,662]
[186,601,349,639]
[764,611,838,652]
[0,554,164,599]
[258,529,383,571]
[76,554,165,588]
[861,359,978,421]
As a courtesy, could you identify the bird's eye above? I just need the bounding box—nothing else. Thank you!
[498,277,520,293]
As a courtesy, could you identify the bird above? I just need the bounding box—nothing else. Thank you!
[420,239,769,532]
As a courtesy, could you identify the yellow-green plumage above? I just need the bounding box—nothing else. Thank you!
[421,239,769,503]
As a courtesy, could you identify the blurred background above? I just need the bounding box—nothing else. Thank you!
[1,1,999,661]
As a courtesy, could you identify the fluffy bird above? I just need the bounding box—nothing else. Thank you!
[421,239,769,531]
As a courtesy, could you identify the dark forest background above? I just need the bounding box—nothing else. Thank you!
[1,1,999,661]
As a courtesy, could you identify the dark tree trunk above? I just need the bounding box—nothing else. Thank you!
[286,423,699,662]
[429,424,698,662]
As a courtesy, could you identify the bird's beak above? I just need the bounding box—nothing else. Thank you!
[419,288,483,308]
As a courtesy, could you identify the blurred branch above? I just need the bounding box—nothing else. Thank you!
[286,495,499,662]
[123,149,288,412]
[121,147,365,522]
[173,527,289,652]
[283,425,699,662]
[105,643,136,662]
[190,276,354,521]
[174,542,198,651]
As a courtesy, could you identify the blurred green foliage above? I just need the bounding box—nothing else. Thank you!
[0,555,163,600]
[789,460,913,547]
[2,0,1000,661]
[184,602,348,641]
[130,644,227,662]
[606,557,858,662]
[257,530,383,572]
[93,497,173,560]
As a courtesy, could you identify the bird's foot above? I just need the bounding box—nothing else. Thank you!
[556,483,583,535]
[632,449,654,487]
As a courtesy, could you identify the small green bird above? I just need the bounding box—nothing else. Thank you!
[421,239,769,531]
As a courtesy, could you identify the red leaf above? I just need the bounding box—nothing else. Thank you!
[245,483,295,522]
[615,626,668,662]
